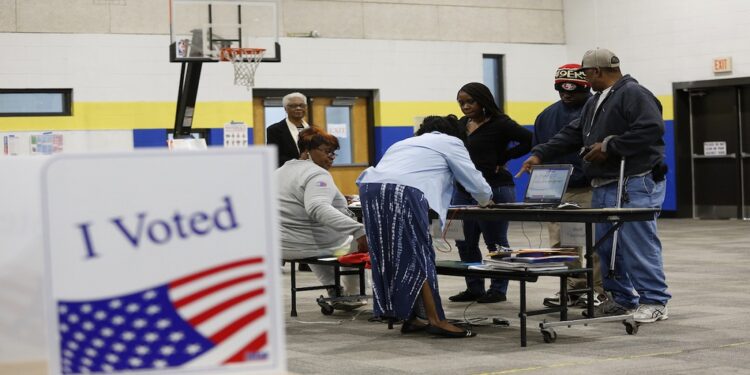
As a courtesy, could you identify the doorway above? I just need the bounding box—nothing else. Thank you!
[252,89,375,196]
[673,78,750,219]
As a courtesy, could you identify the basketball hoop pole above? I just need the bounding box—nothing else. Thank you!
[173,61,204,139]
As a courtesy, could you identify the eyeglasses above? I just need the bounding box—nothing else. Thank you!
[317,147,337,158]
[286,103,307,109]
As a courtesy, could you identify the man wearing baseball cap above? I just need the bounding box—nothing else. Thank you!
[533,64,604,309]
[518,48,671,324]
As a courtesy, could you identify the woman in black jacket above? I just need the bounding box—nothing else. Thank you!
[449,82,533,304]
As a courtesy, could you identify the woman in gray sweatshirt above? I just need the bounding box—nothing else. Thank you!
[275,127,368,303]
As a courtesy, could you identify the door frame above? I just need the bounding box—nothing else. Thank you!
[252,89,377,166]
[673,77,750,218]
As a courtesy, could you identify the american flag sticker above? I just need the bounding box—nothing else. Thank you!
[57,258,269,373]
[42,151,286,374]
[315,181,328,187]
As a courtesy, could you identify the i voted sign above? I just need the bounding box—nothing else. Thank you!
[41,149,285,375]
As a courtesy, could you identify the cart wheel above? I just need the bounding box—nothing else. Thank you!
[624,320,639,335]
[320,304,334,315]
[316,296,335,316]
[541,329,557,343]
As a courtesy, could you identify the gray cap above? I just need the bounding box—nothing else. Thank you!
[578,48,620,70]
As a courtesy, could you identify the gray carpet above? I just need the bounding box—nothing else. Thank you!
[282,219,750,375]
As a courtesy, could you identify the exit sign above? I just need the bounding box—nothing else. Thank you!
[713,57,732,73]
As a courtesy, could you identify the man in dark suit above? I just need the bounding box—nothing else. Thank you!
[266,92,310,167]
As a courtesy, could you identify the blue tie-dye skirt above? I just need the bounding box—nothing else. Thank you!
[359,183,445,321]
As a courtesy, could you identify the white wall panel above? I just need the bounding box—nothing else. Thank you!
[0,33,565,103]
[564,0,750,96]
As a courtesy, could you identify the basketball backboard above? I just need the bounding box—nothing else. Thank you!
[169,0,281,62]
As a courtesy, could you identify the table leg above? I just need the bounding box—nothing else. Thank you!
[520,280,527,347]
[560,276,568,321]
[585,223,595,318]
[291,261,298,317]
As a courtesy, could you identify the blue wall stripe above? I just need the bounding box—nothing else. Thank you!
[133,129,167,148]
[374,126,414,164]
[133,129,254,148]
[208,129,224,146]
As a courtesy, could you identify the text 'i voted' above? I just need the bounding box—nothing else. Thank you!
[77,196,240,258]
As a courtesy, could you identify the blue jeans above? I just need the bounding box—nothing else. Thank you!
[453,185,515,295]
[592,174,671,308]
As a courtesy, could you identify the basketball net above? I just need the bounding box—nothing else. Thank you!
[220,48,266,89]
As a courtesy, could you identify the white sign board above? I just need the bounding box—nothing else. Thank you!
[713,57,732,73]
[168,138,208,151]
[327,123,348,139]
[703,141,727,156]
[41,149,285,375]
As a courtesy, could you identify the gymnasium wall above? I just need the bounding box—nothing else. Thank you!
[2,0,750,207]
[0,33,567,148]
[562,0,750,211]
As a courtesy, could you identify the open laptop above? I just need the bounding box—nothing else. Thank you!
[490,164,574,208]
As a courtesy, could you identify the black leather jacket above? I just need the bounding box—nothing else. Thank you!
[532,75,665,179]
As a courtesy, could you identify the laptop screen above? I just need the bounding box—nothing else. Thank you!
[524,164,574,203]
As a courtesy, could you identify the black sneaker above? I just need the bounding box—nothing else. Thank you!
[477,290,507,304]
[448,290,482,302]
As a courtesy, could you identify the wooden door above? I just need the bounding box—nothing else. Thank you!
[253,94,372,196]
[309,96,370,195]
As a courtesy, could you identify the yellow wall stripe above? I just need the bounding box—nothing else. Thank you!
[377,102,460,127]
[0,97,676,132]
[379,98,676,127]
[505,102,555,125]
[0,102,253,131]
[657,95,674,120]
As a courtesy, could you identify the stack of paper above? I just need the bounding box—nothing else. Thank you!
[471,248,579,272]
[489,248,578,263]
[485,258,567,271]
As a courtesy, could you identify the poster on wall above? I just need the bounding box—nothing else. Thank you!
[223,121,249,148]
[3,135,20,155]
[30,132,64,155]
[41,149,285,375]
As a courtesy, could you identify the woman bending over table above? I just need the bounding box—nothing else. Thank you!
[357,115,492,338]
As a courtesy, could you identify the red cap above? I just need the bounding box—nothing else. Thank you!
[555,63,590,92]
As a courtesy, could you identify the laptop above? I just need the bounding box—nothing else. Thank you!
[490,164,574,208]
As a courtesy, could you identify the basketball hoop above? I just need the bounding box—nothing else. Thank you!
[219,47,266,89]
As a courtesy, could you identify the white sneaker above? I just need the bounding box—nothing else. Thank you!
[582,295,634,318]
[542,292,578,307]
[634,304,668,323]
[575,292,606,308]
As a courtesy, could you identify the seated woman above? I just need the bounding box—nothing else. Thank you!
[275,127,368,309]
[357,115,492,338]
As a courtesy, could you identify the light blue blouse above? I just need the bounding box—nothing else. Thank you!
[357,132,492,229]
